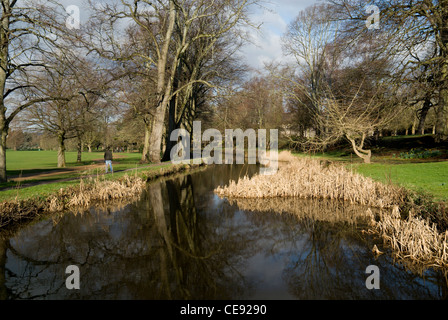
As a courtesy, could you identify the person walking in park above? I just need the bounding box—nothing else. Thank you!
[104,146,113,174]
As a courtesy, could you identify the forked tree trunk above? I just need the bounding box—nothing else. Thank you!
[347,134,372,164]
[147,0,176,164]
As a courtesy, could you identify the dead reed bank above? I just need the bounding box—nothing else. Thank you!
[215,154,408,208]
[0,163,204,229]
[226,197,376,225]
[215,152,448,269]
[367,206,448,270]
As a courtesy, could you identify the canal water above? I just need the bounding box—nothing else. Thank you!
[0,164,447,299]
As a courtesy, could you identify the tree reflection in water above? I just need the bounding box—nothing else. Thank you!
[0,164,447,299]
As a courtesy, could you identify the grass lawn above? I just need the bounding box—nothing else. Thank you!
[353,162,448,202]
[6,150,143,176]
[0,162,173,202]
[292,135,448,202]
[4,135,448,203]
[0,150,176,202]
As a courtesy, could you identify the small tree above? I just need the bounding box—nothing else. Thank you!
[311,88,399,163]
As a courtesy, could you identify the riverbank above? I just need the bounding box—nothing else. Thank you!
[0,162,206,230]
[215,152,448,270]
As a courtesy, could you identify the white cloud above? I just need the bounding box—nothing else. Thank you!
[58,0,319,72]
[241,0,319,72]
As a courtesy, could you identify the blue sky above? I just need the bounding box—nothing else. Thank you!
[58,0,320,71]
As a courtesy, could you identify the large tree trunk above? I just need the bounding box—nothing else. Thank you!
[0,1,11,183]
[141,118,152,163]
[148,99,169,163]
[0,125,7,182]
[436,4,448,142]
[417,96,432,135]
[147,0,176,164]
[76,136,82,163]
[57,132,66,168]
[436,80,448,141]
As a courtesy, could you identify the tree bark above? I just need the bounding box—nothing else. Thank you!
[417,96,432,135]
[57,132,66,168]
[436,79,448,141]
[0,125,7,182]
[77,137,82,163]
[147,0,176,164]
[347,134,371,164]
[0,1,10,183]
[141,117,152,163]
[148,100,169,163]
[436,2,448,142]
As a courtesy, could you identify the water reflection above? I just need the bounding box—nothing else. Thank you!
[0,164,447,299]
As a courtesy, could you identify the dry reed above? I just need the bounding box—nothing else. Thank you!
[48,174,147,211]
[215,151,448,270]
[227,197,375,225]
[369,206,448,269]
[215,153,407,208]
[0,163,205,229]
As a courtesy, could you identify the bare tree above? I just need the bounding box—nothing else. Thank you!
[278,3,404,162]
[326,0,448,142]
[23,53,107,167]
[86,0,257,163]
[0,0,78,181]
[316,88,398,163]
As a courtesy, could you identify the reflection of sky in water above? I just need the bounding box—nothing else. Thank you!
[1,165,447,300]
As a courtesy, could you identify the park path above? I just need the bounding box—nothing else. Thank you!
[9,156,128,182]
[1,157,167,191]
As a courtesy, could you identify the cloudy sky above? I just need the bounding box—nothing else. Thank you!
[59,0,319,71]
[242,0,319,71]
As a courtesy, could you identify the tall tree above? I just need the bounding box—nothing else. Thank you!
[0,0,76,181]
[87,0,257,163]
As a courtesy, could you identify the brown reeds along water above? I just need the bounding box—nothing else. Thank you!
[0,164,447,299]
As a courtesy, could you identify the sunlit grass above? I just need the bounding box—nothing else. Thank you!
[353,162,448,202]
[291,148,448,202]
[0,150,174,202]
[0,163,173,202]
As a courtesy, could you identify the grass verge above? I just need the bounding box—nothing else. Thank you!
[0,152,206,230]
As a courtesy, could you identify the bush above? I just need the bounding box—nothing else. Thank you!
[399,148,442,159]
